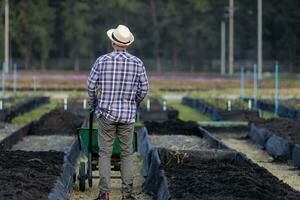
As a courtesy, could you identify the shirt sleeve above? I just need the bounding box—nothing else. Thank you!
[87,60,100,109]
[136,62,149,104]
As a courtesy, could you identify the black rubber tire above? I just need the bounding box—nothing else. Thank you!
[79,162,86,191]
[88,153,93,187]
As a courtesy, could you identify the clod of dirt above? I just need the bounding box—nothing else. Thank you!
[144,119,201,136]
[29,108,82,136]
[160,149,300,200]
[253,118,300,144]
[0,150,64,200]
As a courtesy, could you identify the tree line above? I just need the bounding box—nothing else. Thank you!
[0,0,300,72]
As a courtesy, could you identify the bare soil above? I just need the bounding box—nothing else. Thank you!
[253,119,300,144]
[160,149,300,200]
[0,150,64,200]
[29,108,82,136]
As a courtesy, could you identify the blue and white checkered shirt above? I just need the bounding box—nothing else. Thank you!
[87,50,149,123]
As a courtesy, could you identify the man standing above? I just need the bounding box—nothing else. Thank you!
[87,25,149,200]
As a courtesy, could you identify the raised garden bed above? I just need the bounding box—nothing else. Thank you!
[0,96,49,122]
[145,120,210,151]
[0,150,65,200]
[139,98,179,122]
[140,120,300,199]
[0,108,83,200]
[182,97,259,121]
[138,119,230,177]
[245,98,300,119]
[145,148,300,200]
[249,118,300,167]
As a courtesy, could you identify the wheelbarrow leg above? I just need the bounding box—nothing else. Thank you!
[88,111,94,188]
[88,152,93,187]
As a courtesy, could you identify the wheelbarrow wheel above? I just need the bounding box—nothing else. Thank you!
[88,153,93,187]
[79,162,86,191]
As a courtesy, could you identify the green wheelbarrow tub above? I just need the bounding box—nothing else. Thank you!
[77,128,138,156]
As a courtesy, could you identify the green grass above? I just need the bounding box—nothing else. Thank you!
[11,99,61,124]
[167,100,212,122]
[259,110,285,120]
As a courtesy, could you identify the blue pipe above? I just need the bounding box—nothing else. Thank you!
[274,63,279,116]
[241,66,245,99]
[2,63,5,97]
[13,64,17,97]
[253,64,257,109]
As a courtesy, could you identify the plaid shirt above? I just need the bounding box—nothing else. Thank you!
[87,50,149,123]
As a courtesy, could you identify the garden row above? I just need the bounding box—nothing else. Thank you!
[0,96,49,122]
[245,98,300,119]
[182,96,259,121]
[0,108,84,200]
[138,97,179,122]
[249,118,300,167]
[137,119,300,199]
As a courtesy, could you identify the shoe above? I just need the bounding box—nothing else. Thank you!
[94,192,109,200]
[121,192,136,200]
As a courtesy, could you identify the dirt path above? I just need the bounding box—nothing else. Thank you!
[70,154,152,200]
[215,133,300,192]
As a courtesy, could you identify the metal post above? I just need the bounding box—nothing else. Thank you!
[253,64,257,109]
[229,0,234,75]
[2,63,5,97]
[258,0,263,80]
[64,97,68,110]
[147,99,150,111]
[32,76,37,92]
[221,20,226,75]
[163,100,167,111]
[83,99,87,110]
[241,66,245,99]
[4,0,9,73]
[274,63,279,116]
[13,64,17,96]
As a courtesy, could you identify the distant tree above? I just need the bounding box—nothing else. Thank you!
[62,0,92,72]
[12,0,54,70]
[0,2,4,62]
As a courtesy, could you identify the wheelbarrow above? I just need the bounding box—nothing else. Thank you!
[76,111,138,191]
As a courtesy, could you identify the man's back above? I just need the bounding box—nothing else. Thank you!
[87,49,148,123]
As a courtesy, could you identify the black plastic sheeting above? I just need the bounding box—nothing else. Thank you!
[182,96,259,121]
[245,98,300,120]
[0,96,49,122]
[0,112,81,199]
[0,122,32,150]
[293,145,300,167]
[249,123,300,167]
[138,125,253,199]
[48,139,80,200]
[248,123,272,149]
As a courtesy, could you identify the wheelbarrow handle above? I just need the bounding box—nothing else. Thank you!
[88,110,94,152]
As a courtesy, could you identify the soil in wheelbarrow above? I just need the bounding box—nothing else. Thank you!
[0,150,64,200]
[144,119,200,136]
[253,118,300,144]
[160,149,300,200]
[29,108,82,136]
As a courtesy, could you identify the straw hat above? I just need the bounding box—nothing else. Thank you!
[107,25,134,47]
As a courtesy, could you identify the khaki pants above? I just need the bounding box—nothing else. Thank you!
[98,116,134,194]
